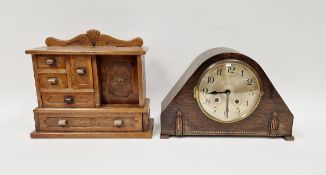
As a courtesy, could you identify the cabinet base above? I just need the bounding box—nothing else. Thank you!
[31,118,153,139]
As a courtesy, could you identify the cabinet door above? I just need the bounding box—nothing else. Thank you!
[70,56,93,89]
[98,55,139,104]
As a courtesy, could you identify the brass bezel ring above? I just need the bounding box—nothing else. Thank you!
[194,59,263,123]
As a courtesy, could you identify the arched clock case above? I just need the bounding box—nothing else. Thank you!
[160,48,294,140]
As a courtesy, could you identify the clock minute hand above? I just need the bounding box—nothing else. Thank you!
[225,90,230,118]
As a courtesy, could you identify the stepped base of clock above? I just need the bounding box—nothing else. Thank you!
[31,118,153,139]
[160,134,294,141]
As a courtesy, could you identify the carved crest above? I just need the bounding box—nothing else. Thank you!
[45,29,143,47]
[269,112,279,136]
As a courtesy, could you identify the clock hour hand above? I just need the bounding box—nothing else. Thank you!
[207,90,228,95]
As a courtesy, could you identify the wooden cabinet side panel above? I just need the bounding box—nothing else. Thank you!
[33,111,40,131]
[32,55,42,107]
[142,99,150,131]
[137,55,146,106]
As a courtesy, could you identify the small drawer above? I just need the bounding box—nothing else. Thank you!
[36,55,66,69]
[41,92,95,108]
[70,56,93,89]
[37,113,142,132]
[39,73,68,89]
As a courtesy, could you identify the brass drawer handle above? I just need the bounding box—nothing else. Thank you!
[76,67,86,75]
[45,58,56,65]
[64,96,74,104]
[58,119,68,127]
[113,119,123,127]
[48,77,58,85]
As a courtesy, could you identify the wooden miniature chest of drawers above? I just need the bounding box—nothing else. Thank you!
[26,29,153,138]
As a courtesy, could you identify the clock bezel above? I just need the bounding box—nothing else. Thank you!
[194,59,263,123]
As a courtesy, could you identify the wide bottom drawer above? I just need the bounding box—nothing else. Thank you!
[37,112,142,132]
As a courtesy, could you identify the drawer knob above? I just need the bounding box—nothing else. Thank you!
[45,58,56,65]
[64,96,74,104]
[113,119,123,127]
[58,119,68,127]
[76,67,86,75]
[48,77,58,85]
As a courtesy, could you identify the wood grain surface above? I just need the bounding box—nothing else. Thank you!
[30,119,153,139]
[26,29,152,139]
[44,29,143,47]
[26,46,147,55]
[98,55,139,104]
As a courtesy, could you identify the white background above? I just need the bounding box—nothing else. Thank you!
[0,0,325,174]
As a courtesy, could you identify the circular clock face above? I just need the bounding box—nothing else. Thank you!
[195,59,262,123]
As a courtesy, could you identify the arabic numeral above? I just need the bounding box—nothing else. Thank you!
[236,108,241,114]
[201,87,208,94]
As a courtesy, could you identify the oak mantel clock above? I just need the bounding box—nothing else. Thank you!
[160,47,294,141]
[26,29,153,138]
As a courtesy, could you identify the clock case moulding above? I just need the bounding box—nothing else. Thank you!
[160,47,294,141]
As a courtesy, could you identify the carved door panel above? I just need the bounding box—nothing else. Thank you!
[98,56,139,104]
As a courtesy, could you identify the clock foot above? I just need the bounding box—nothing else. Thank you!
[283,135,295,141]
[160,134,170,139]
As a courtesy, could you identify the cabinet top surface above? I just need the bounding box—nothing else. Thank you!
[25,46,147,55]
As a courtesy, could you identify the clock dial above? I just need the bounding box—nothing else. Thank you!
[195,60,262,123]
